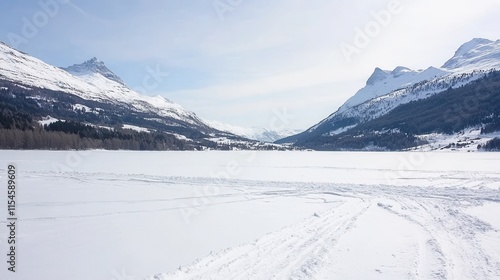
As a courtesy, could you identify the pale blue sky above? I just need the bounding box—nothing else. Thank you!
[1,0,500,129]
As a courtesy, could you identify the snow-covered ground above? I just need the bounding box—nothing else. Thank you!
[122,124,151,133]
[0,151,499,280]
[411,128,500,152]
[37,116,60,126]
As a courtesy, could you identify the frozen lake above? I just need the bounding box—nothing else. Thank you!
[0,150,499,280]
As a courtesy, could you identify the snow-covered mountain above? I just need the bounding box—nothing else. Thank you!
[279,38,500,146]
[0,42,208,127]
[61,57,125,85]
[0,42,242,141]
[442,38,500,71]
[338,66,449,114]
[0,42,298,150]
[205,120,302,142]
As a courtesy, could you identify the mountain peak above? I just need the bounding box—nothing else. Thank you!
[87,57,100,63]
[455,38,493,56]
[442,38,499,70]
[366,67,390,86]
[391,66,414,78]
[62,58,125,85]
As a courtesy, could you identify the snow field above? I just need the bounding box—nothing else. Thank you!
[0,151,498,280]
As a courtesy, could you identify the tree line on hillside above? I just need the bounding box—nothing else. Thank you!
[0,122,283,151]
[297,131,423,151]
[0,120,194,150]
[483,137,500,151]
[0,103,215,150]
[0,80,229,150]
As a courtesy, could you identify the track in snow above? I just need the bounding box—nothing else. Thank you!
[146,180,500,280]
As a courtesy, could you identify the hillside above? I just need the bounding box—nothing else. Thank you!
[278,38,500,151]
[289,71,500,151]
[0,42,286,150]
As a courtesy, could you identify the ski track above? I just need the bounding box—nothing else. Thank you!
[2,169,499,279]
[111,174,499,280]
[149,196,500,280]
[379,197,500,279]
[149,199,370,280]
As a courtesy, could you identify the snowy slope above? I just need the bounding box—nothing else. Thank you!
[442,38,500,71]
[205,120,302,142]
[334,70,487,123]
[409,128,500,152]
[286,38,500,142]
[342,38,500,115]
[337,66,449,114]
[0,42,205,126]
